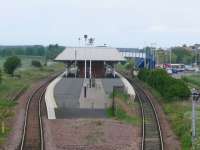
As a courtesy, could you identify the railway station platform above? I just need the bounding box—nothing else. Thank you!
[45,74,135,119]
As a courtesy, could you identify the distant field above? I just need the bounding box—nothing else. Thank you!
[0,55,64,145]
[0,55,45,70]
[0,55,64,100]
[0,57,6,68]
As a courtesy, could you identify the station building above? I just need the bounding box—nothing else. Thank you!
[45,47,135,119]
[55,47,125,78]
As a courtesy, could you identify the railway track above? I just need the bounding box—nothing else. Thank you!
[123,74,164,150]
[19,75,58,150]
[18,71,163,150]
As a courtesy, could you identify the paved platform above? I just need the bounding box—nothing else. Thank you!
[54,78,109,118]
[101,78,124,95]
[45,75,135,119]
[79,79,109,109]
[54,78,83,108]
[55,108,106,119]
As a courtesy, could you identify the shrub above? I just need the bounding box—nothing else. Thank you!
[138,69,190,101]
[0,100,16,133]
[3,56,21,76]
[31,60,42,68]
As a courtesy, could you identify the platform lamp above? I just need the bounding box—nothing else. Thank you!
[191,88,200,145]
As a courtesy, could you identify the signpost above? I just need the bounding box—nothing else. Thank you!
[191,88,200,145]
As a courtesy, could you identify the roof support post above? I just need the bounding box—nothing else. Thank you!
[85,60,87,78]
[66,63,69,78]
[113,64,116,78]
[89,60,92,79]
[110,63,116,78]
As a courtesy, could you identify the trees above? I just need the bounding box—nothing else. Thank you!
[0,100,15,133]
[4,56,21,76]
[31,60,42,68]
[138,69,190,100]
[47,44,65,60]
[172,47,194,64]
[0,45,48,57]
[88,38,95,46]
[84,35,88,46]
[125,59,135,77]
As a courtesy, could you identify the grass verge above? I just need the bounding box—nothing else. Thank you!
[107,91,140,125]
[0,128,10,145]
[182,74,200,87]
[0,62,64,100]
[0,60,64,145]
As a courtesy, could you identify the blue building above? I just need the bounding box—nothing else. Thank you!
[117,48,156,69]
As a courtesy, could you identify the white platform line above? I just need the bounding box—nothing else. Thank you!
[115,72,136,101]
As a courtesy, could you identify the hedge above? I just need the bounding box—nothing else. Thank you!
[138,69,190,101]
[31,60,42,68]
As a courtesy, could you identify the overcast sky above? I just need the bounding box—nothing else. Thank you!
[0,0,200,48]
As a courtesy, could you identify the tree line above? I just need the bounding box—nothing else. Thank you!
[0,44,65,60]
[155,46,199,65]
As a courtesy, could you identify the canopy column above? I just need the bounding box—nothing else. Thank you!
[85,60,87,78]
[89,60,92,79]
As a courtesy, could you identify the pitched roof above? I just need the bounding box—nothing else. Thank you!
[55,47,125,61]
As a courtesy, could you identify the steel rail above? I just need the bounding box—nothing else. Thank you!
[121,72,164,150]
[19,74,60,150]
[20,83,45,150]
[131,78,164,150]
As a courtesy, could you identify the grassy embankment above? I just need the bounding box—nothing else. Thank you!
[106,90,140,126]
[182,74,200,88]
[140,73,200,149]
[182,74,200,149]
[0,56,64,144]
[117,64,193,149]
[141,81,192,149]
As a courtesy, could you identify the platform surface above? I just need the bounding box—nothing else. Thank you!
[54,78,84,108]
[53,78,124,118]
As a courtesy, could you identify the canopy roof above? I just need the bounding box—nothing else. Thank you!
[55,47,125,62]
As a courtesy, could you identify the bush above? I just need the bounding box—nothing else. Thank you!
[31,60,42,68]
[138,69,190,101]
[0,100,16,133]
[3,56,21,76]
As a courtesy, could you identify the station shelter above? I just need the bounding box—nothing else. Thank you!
[55,47,125,78]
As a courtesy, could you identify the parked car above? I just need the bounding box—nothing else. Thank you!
[166,68,172,74]
[185,65,196,72]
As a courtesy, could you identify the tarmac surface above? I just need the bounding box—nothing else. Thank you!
[54,78,83,108]
[55,108,107,119]
[101,78,124,95]
[53,77,124,119]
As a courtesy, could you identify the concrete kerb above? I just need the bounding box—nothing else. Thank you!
[115,72,136,101]
[45,73,64,119]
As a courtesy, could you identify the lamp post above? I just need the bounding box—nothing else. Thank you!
[191,88,200,145]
